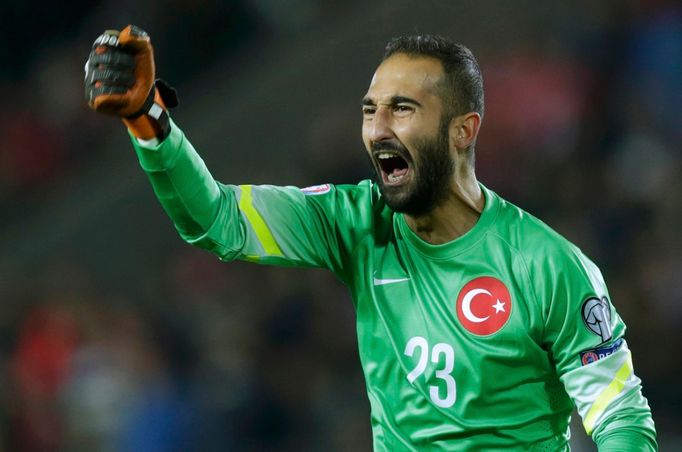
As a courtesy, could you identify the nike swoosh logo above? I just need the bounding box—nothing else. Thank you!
[373,276,410,286]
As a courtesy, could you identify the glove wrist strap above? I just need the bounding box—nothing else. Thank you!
[123,79,178,141]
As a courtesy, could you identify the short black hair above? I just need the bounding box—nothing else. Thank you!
[383,35,484,120]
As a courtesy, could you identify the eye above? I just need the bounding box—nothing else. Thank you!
[393,104,414,115]
[362,106,376,116]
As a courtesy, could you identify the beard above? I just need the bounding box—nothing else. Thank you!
[371,120,455,216]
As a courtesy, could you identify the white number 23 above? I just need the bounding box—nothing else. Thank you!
[404,336,456,408]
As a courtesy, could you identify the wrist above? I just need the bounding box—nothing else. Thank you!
[122,86,171,140]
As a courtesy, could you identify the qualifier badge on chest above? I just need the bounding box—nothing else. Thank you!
[456,276,512,336]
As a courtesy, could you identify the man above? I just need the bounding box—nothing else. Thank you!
[85,26,657,450]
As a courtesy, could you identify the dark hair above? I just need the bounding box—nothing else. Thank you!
[383,35,484,120]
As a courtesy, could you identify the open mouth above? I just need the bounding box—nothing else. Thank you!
[374,151,411,186]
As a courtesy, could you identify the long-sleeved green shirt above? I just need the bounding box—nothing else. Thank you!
[131,120,657,450]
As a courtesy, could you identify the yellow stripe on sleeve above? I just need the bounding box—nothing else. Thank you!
[583,353,634,435]
[238,185,284,258]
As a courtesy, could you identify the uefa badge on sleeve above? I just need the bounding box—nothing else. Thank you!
[581,296,613,343]
[580,338,624,366]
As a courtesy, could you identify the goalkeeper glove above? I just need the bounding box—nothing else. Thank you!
[85,25,178,141]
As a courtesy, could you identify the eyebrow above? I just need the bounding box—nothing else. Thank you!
[361,95,423,107]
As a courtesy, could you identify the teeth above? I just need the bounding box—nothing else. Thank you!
[377,153,394,159]
[387,173,404,182]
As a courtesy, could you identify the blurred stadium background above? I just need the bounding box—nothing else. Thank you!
[0,0,680,450]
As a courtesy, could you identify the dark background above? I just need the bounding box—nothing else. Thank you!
[1,0,680,450]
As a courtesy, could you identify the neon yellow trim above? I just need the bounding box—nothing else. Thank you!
[238,185,283,257]
[583,354,633,435]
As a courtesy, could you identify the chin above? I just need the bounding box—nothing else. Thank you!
[379,181,410,203]
[380,178,447,216]
[381,187,424,215]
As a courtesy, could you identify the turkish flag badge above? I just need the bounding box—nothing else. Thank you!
[456,276,512,336]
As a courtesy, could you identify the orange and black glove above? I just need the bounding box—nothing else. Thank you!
[85,25,178,141]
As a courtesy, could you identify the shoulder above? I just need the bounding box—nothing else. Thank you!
[299,179,375,198]
[330,179,383,206]
[486,188,602,285]
[299,178,393,241]
[325,179,390,217]
[274,179,379,208]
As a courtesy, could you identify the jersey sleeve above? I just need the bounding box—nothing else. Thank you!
[533,244,657,449]
[130,119,371,283]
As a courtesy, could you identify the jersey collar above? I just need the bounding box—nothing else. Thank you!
[395,183,500,259]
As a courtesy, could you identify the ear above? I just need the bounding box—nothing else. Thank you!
[449,112,482,151]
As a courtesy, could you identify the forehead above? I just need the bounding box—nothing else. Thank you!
[365,53,444,101]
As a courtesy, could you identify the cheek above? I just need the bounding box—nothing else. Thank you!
[361,125,372,150]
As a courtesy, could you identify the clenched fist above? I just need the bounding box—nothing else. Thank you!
[85,25,177,140]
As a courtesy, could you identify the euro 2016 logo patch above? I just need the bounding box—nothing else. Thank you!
[581,296,613,343]
[455,276,512,336]
[300,184,331,195]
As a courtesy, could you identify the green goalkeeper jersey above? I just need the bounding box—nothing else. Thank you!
[132,121,656,451]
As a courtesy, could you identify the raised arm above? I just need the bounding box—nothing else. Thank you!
[84,25,368,281]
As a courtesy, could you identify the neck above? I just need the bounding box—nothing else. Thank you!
[404,169,484,245]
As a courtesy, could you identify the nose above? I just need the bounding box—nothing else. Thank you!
[367,107,394,144]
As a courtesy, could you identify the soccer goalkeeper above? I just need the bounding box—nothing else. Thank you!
[85,25,657,450]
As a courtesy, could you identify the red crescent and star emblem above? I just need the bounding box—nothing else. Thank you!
[456,276,512,335]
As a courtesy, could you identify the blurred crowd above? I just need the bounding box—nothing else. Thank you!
[0,0,262,222]
[2,255,366,451]
[1,0,680,450]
